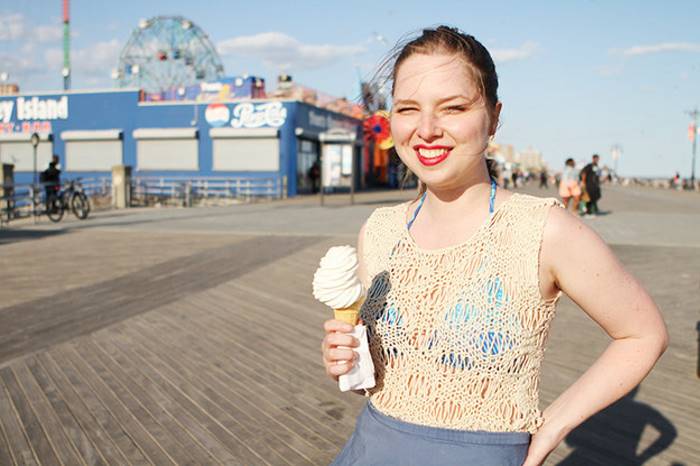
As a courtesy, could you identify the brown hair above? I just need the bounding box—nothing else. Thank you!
[375,26,501,194]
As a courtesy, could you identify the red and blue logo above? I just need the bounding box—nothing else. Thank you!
[205,103,230,127]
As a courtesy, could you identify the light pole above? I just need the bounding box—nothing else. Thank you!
[686,108,698,187]
[30,132,40,218]
[610,144,622,177]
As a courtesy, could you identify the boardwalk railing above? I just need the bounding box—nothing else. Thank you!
[130,176,287,207]
[0,178,112,223]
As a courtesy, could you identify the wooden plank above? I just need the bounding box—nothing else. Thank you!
[0,410,14,466]
[24,356,109,466]
[147,295,358,436]
[0,366,59,466]
[38,352,151,466]
[0,373,37,466]
[11,363,86,466]
[104,330,270,466]
[57,345,177,466]
[184,290,361,414]
[77,338,217,466]
[111,324,299,466]
[128,313,335,462]
[95,335,237,466]
[0,235,320,366]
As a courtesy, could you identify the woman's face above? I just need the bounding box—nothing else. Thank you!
[391,53,499,191]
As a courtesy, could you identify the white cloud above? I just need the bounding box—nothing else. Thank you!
[72,39,121,76]
[618,42,700,56]
[44,48,63,69]
[0,13,25,40]
[217,32,366,70]
[491,41,537,63]
[35,24,63,43]
[596,64,624,77]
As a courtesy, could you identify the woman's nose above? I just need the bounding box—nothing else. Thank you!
[416,113,442,140]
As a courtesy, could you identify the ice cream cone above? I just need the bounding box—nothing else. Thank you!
[334,299,364,326]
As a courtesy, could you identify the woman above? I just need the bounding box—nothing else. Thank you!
[558,158,581,213]
[321,26,667,466]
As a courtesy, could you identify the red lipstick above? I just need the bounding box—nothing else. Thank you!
[414,145,452,167]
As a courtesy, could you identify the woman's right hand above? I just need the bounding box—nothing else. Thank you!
[322,319,360,381]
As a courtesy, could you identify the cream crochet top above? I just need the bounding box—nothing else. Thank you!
[359,193,562,433]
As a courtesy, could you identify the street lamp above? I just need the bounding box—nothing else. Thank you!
[610,144,622,176]
[30,132,40,218]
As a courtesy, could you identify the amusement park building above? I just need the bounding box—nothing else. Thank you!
[0,88,364,197]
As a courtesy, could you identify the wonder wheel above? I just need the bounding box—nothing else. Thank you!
[115,16,224,93]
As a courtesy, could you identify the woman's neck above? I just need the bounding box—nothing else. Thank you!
[421,164,493,223]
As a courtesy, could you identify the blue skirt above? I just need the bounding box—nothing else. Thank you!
[330,402,531,466]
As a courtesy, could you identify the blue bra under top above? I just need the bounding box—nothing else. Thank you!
[407,179,498,230]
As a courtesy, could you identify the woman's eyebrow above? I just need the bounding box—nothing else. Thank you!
[393,95,474,106]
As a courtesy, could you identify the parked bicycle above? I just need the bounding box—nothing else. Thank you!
[45,179,91,223]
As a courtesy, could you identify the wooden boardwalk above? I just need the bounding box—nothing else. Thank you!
[0,188,698,465]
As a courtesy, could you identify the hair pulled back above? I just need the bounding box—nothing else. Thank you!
[374,25,500,192]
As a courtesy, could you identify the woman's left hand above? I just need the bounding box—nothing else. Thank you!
[521,422,567,466]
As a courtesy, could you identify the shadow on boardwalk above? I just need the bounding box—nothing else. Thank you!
[0,228,66,245]
[558,386,677,466]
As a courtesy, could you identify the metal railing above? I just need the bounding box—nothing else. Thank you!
[130,176,287,206]
[0,178,112,224]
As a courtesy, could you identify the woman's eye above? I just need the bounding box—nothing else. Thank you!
[444,105,467,113]
[395,107,418,114]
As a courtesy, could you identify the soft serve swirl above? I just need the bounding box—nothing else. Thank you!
[312,245,364,309]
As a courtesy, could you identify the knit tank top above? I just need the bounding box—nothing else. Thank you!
[359,193,562,433]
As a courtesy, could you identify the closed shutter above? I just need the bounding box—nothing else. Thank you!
[62,130,123,171]
[210,127,279,171]
[0,136,53,172]
[134,128,198,170]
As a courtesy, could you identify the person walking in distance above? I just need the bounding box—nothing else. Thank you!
[581,154,602,216]
[320,26,667,466]
[41,154,61,204]
[558,158,581,213]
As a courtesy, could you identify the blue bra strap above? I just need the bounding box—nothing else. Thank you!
[406,179,498,230]
[489,178,497,215]
[406,191,427,230]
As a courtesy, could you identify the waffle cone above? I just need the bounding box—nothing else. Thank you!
[333,299,364,326]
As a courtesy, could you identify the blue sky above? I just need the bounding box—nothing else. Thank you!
[1,0,698,177]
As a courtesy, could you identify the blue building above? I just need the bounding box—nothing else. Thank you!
[0,89,364,196]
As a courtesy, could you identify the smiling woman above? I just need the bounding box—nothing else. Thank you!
[320,25,668,466]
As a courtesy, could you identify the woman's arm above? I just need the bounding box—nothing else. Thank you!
[524,207,668,466]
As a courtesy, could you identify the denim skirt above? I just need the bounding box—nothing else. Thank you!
[330,402,531,466]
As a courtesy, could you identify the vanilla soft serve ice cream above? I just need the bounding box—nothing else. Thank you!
[314,245,375,392]
[313,245,364,309]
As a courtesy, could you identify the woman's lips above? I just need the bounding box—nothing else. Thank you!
[415,146,452,166]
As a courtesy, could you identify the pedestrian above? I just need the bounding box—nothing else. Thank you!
[672,172,681,190]
[581,154,602,216]
[539,170,548,189]
[321,26,667,466]
[308,160,320,194]
[558,158,581,213]
[41,154,61,203]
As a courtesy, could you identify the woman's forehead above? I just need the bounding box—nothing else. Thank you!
[394,53,478,98]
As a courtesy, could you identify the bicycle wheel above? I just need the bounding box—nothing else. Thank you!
[46,196,64,222]
[71,192,90,219]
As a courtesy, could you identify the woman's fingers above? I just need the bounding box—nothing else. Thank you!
[321,319,362,381]
[327,347,356,362]
[323,319,354,333]
[324,332,359,348]
[328,361,354,376]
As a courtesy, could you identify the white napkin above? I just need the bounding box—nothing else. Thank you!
[339,324,376,392]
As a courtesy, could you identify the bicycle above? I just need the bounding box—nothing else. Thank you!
[45,179,91,223]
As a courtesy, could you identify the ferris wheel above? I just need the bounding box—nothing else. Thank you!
[114,16,224,93]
